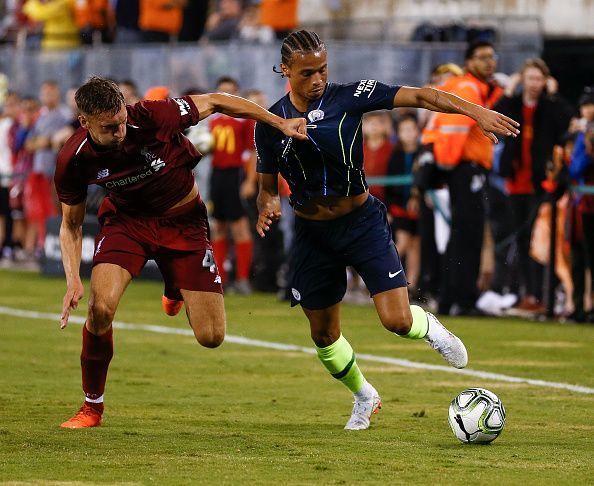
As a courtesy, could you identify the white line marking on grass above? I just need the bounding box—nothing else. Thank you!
[2,305,593,395]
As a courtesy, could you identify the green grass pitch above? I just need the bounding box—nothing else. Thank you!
[1,269,593,484]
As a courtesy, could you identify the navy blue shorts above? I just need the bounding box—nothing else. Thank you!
[290,195,407,309]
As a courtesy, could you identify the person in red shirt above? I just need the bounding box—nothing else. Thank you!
[495,58,572,314]
[54,76,306,429]
[208,77,256,294]
[362,111,394,203]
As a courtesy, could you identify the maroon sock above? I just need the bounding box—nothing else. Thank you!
[81,325,113,404]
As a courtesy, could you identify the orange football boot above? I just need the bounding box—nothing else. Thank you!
[162,295,183,316]
[60,402,102,429]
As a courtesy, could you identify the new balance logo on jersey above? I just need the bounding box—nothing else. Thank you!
[151,158,165,171]
[96,169,109,179]
[174,98,191,116]
[354,80,377,98]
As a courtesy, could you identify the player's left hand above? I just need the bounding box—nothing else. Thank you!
[278,117,308,141]
[61,280,84,329]
[256,197,282,238]
[476,108,520,143]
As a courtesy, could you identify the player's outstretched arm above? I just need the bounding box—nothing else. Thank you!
[394,86,520,143]
[190,93,308,141]
[59,201,86,329]
[256,173,281,238]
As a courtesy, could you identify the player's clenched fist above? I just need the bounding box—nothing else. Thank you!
[278,117,308,140]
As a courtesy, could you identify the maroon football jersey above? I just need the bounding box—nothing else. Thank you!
[55,96,202,216]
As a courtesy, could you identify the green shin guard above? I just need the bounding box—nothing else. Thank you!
[316,334,365,393]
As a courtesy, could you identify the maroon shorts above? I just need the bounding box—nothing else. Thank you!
[94,197,223,298]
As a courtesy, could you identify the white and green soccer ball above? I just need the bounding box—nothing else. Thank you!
[448,387,506,444]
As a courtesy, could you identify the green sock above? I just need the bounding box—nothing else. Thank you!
[403,305,430,339]
[316,334,365,393]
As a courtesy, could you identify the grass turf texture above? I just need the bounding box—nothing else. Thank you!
[1,269,593,484]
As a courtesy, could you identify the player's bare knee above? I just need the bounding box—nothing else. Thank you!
[88,300,116,330]
[194,322,225,348]
[381,309,413,335]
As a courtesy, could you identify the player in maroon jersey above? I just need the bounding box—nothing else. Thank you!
[54,76,306,428]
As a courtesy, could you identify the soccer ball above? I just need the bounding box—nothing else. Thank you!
[448,387,506,444]
[186,125,214,154]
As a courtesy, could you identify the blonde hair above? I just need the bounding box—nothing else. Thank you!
[432,63,463,77]
[521,58,550,78]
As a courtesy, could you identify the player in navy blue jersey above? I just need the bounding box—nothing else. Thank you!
[255,31,520,430]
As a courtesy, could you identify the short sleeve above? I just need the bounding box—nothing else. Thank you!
[54,148,87,205]
[341,81,400,114]
[255,122,278,174]
[130,96,200,141]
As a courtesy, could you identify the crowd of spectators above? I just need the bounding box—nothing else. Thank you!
[0,0,299,48]
[0,37,593,323]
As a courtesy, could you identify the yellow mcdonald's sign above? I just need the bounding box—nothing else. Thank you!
[212,125,236,155]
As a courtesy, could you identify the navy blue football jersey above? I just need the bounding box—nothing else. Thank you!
[255,81,400,208]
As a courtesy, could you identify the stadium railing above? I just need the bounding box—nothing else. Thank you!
[0,40,538,102]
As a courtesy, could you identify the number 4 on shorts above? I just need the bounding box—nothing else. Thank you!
[202,249,217,274]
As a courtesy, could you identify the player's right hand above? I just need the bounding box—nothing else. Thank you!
[279,117,308,141]
[61,280,84,329]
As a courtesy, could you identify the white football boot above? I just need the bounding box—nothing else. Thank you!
[424,312,468,368]
[344,385,382,431]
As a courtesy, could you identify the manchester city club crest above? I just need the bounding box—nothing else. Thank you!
[307,109,325,123]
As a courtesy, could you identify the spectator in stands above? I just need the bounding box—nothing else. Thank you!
[431,40,503,315]
[113,0,141,43]
[569,115,594,321]
[415,63,463,304]
[23,0,80,49]
[259,0,298,40]
[179,0,208,42]
[51,86,80,152]
[385,114,422,293]
[572,87,594,133]
[118,79,141,105]
[143,85,170,100]
[362,111,394,204]
[0,92,20,261]
[0,0,33,45]
[205,0,242,41]
[138,0,186,43]
[7,95,39,266]
[208,77,255,294]
[243,88,284,292]
[495,58,573,315]
[24,80,68,261]
[74,0,114,44]
[238,3,274,44]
